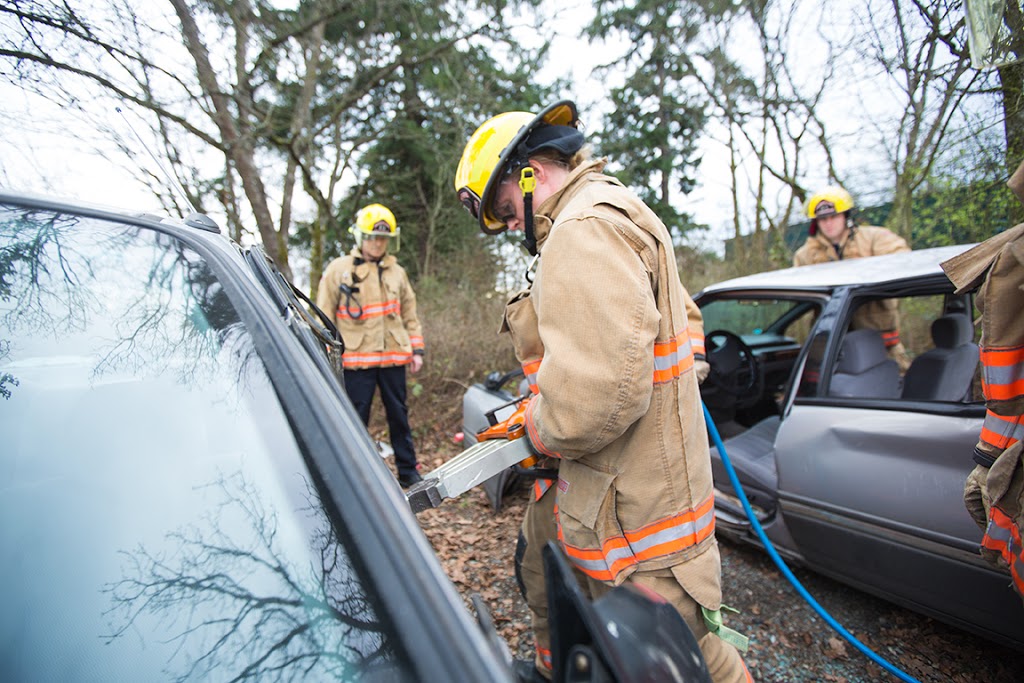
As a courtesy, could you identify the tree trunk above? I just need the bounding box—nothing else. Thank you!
[309,205,327,303]
[728,129,744,262]
[887,182,915,243]
[170,0,292,280]
[1003,60,1024,226]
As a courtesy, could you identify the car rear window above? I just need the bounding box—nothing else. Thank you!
[0,206,413,681]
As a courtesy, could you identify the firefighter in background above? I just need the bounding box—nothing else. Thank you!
[317,204,426,489]
[941,159,1024,603]
[794,186,913,371]
[455,100,749,683]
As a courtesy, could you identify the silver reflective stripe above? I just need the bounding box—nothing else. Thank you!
[985,516,1024,581]
[628,507,715,554]
[984,362,1024,389]
[653,335,693,371]
[983,412,1024,442]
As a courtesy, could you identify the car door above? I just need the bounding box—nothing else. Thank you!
[0,195,515,682]
[774,283,1024,648]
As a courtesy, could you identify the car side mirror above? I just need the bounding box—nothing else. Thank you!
[543,542,711,683]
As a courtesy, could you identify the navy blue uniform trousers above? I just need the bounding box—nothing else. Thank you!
[344,365,418,477]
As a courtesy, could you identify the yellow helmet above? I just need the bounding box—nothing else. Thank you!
[806,186,855,219]
[351,203,400,252]
[805,186,855,236]
[454,100,582,234]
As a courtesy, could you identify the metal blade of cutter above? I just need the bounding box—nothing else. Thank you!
[405,437,532,513]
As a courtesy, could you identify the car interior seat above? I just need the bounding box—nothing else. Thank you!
[829,328,901,399]
[901,314,979,401]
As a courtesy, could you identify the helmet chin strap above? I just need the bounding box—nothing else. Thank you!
[519,166,538,256]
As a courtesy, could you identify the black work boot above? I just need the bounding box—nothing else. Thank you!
[513,658,549,683]
[398,470,423,489]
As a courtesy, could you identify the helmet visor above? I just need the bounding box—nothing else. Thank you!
[457,101,580,235]
[480,101,580,233]
[457,187,482,222]
[812,200,837,218]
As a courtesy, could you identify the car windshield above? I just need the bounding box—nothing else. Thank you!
[700,297,817,343]
[0,206,412,681]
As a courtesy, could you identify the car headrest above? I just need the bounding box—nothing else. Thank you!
[835,329,889,374]
[931,314,973,349]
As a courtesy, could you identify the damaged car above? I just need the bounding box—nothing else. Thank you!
[463,244,1024,652]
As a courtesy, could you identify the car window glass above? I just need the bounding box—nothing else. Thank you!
[0,206,414,681]
[834,293,981,403]
[700,298,818,344]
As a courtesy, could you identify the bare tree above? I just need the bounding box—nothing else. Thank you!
[104,473,393,681]
[0,0,528,285]
[688,1,840,266]
[855,0,977,240]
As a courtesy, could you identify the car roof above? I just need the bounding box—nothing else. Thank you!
[0,190,223,235]
[698,243,976,295]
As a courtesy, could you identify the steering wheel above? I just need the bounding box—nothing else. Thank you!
[703,329,762,406]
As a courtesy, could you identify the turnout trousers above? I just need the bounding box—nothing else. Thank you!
[344,365,418,478]
[518,482,752,683]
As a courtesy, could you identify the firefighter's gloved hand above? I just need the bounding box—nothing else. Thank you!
[695,359,711,384]
[963,463,992,532]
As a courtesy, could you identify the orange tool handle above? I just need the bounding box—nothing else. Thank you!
[475,400,538,468]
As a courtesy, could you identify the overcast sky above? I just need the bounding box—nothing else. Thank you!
[0,0,990,254]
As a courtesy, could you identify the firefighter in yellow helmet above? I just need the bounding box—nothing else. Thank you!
[794,186,912,370]
[316,203,425,488]
[455,101,749,683]
[942,159,1024,604]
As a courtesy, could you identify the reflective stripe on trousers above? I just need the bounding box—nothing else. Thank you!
[556,494,715,582]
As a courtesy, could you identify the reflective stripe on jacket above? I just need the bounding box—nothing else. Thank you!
[316,249,424,369]
[943,222,1024,458]
[982,502,1024,596]
[502,160,720,603]
[977,440,1024,599]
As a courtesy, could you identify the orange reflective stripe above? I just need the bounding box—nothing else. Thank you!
[624,495,716,561]
[980,506,1024,596]
[981,344,1024,402]
[524,396,561,458]
[536,645,552,671]
[689,327,706,357]
[533,478,551,502]
[522,358,542,395]
[342,350,414,367]
[557,493,716,582]
[336,298,400,320]
[653,331,695,384]
[409,335,424,349]
[979,410,1024,451]
[881,329,901,348]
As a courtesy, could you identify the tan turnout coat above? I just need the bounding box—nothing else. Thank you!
[941,161,1024,599]
[316,249,424,369]
[503,160,722,610]
[794,225,911,347]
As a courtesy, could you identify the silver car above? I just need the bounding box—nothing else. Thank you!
[462,244,1023,653]
[695,245,1023,651]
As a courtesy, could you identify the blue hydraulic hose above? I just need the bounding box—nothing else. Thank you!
[702,402,919,683]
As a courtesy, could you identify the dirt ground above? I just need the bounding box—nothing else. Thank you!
[403,423,1024,683]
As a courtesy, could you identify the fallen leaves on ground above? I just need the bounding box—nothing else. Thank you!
[382,415,1024,681]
